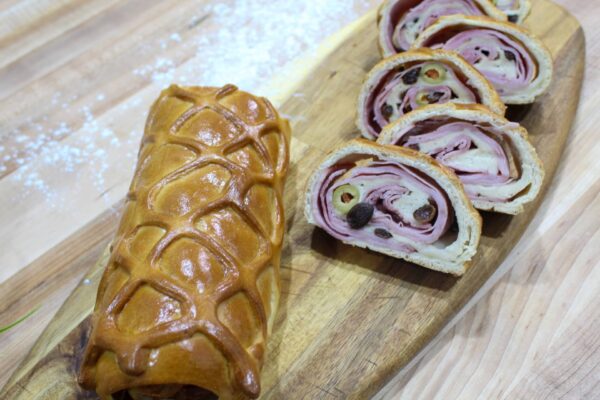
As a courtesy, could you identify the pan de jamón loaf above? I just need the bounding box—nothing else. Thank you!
[377,103,544,214]
[357,48,505,140]
[305,139,482,275]
[378,0,506,56]
[412,15,553,104]
[79,84,290,400]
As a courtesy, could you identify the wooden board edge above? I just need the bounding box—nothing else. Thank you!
[1,246,110,395]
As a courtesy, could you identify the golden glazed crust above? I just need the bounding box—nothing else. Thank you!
[79,85,290,399]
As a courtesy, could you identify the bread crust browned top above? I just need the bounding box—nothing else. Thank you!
[79,84,290,400]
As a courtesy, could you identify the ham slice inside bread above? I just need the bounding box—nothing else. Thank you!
[377,103,544,214]
[412,15,553,104]
[305,139,482,275]
[378,0,507,55]
[357,49,505,140]
[493,0,531,24]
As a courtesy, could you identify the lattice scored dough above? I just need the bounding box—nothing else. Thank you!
[79,85,290,400]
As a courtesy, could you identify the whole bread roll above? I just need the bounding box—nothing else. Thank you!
[305,139,482,275]
[356,48,505,140]
[79,85,290,399]
[412,15,553,104]
[378,0,506,56]
[377,103,544,214]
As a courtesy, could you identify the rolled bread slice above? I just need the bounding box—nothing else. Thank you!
[412,15,553,104]
[357,48,505,140]
[305,139,482,275]
[377,103,544,214]
[492,0,531,23]
[378,0,506,56]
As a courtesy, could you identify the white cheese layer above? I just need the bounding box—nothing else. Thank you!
[384,63,477,122]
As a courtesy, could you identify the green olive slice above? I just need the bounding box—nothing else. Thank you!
[332,184,360,214]
[416,92,430,107]
[420,63,447,84]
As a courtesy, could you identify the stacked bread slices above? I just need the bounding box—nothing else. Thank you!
[305,0,551,275]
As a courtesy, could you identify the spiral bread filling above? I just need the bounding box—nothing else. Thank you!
[493,0,530,23]
[413,17,553,103]
[429,29,535,97]
[384,0,487,53]
[305,140,482,274]
[365,62,481,138]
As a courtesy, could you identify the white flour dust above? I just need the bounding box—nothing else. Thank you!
[3,0,372,206]
[133,0,372,90]
[7,96,141,205]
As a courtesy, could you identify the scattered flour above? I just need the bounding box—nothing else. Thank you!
[2,0,373,206]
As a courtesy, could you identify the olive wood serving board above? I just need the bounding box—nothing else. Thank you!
[1,0,584,398]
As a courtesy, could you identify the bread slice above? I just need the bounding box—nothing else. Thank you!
[412,15,553,104]
[304,138,482,275]
[357,48,505,140]
[378,0,507,56]
[377,103,544,214]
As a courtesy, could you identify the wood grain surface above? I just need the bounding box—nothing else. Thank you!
[0,0,594,399]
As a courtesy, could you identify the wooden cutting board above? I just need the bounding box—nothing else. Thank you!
[1,0,584,398]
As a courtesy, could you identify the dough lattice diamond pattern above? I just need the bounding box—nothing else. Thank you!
[80,84,290,398]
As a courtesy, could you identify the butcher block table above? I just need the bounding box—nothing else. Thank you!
[0,0,598,398]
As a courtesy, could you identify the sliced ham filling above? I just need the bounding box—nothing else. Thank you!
[385,0,486,52]
[394,121,526,202]
[312,158,455,253]
[365,62,478,138]
[429,29,536,97]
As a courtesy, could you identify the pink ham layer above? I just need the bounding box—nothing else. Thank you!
[383,0,485,52]
[365,64,477,138]
[395,121,516,202]
[311,160,454,252]
[431,29,535,96]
